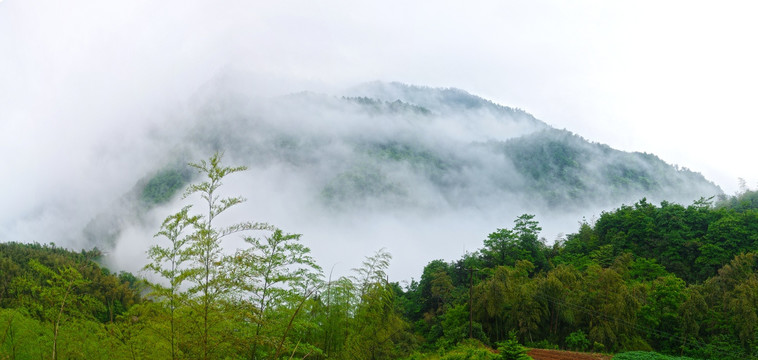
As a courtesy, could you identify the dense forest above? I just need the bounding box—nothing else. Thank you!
[2,154,757,359]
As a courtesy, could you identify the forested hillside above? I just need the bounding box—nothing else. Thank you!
[2,154,757,359]
[0,242,141,359]
[81,82,721,254]
[403,198,758,359]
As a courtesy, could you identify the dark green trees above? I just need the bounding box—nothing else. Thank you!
[29,260,93,360]
[483,214,547,271]
[7,165,758,359]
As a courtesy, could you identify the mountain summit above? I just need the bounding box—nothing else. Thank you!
[187,81,719,207]
[70,80,725,281]
[140,81,720,212]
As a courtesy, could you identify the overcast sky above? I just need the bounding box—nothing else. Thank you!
[2,1,757,235]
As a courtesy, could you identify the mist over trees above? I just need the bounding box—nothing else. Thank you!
[73,82,721,283]
[1,153,757,359]
[0,82,736,359]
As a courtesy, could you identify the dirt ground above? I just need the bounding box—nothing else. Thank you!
[527,348,613,360]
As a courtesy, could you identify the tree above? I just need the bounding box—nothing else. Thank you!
[418,259,451,320]
[344,249,411,360]
[318,276,356,357]
[232,228,322,359]
[144,205,198,360]
[474,261,543,343]
[482,214,547,270]
[483,228,521,268]
[181,152,271,360]
[513,214,548,271]
[474,266,509,342]
[637,275,686,350]
[536,264,580,340]
[497,330,532,360]
[581,264,639,351]
[351,249,392,297]
[29,260,94,360]
[0,308,48,360]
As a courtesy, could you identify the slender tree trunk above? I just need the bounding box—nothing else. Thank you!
[52,319,59,360]
[273,287,316,360]
[170,294,176,360]
[203,257,210,360]
[250,244,278,360]
[2,314,17,360]
[203,190,214,360]
[52,284,73,360]
[323,279,332,357]
[250,281,270,359]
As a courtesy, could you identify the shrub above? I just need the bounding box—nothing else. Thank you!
[496,331,532,360]
[612,351,697,360]
[526,339,558,350]
[565,330,590,351]
[440,339,502,360]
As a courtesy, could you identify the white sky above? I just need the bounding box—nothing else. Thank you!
[3,1,756,196]
[1,1,757,242]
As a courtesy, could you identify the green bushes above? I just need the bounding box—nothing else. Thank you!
[565,330,591,351]
[141,167,191,205]
[441,340,503,360]
[496,332,532,360]
[612,351,696,360]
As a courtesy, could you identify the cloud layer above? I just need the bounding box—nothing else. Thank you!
[1,0,754,280]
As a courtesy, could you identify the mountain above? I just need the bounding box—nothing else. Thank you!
[186,81,719,207]
[82,81,722,254]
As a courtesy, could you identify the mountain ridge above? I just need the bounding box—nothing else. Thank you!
[82,81,722,253]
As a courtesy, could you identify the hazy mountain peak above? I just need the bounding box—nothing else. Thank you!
[21,80,723,281]
[345,81,547,127]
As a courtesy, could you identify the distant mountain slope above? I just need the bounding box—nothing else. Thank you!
[83,81,722,249]
[346,81,545,127]
[166,81,722,210]
[499,128,720,207]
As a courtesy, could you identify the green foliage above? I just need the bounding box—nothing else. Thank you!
[344,96,432,116]
[496,331,532,360]
[341,249,414,360]
[0,308,48,360]
[525,339,558,350]
[565,330,590,351]
[482,215,547,271]
[563,198,758,283]
[321,163,406,206]
[141,167,193,205]
[637,275,686,350]
[483,228,521,268]
[500,129,719,208]
[473,260,543,344]
[437,304,487,348]
[440,340,502,360]
[363,141,455,187]
[28,259,97,359]
[503,130,587,205]
[232,228,322,360]
[143,205,197,360]
[6,159,758,360]
[716,189,758,212]
[0,242,140,318]
[181,152,260,360]
[629,258,669,282]
[612,351,696,360]
[0,242,141,359]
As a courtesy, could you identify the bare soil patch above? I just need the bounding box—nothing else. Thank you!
[527,348,613,360]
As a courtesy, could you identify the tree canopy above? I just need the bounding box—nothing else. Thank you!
[2,156,758,359]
